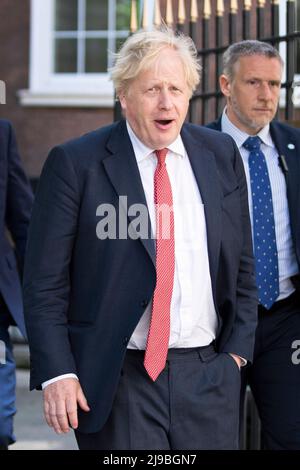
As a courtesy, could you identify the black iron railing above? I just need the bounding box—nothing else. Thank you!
[121,1,300,126]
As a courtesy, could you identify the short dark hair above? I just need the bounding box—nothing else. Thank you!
[223,40,283,80]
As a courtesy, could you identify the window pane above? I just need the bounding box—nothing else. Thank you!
[86,0,108,31]
[85,38,107,72]
[55,39,77,73]
[55,0,78,31]
[116,0,133,31]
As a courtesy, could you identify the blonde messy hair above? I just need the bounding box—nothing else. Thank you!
[110,27,201,98]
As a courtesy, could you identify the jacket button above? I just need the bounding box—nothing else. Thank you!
[140,299,149,308]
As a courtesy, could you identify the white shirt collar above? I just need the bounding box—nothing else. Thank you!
[221,107,274,150]
[126,121,186,163]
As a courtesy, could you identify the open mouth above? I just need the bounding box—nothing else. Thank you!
[156,119,172,124]
[154,119,174,129]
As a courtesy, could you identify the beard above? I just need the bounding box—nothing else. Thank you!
[230,95,276,133]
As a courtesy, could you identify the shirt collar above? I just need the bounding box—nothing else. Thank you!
[221,108,274,150]
[126,121,186,164]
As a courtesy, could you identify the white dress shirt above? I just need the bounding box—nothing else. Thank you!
[127,122,218,349]
[221,110,298,301]
[42,122,218,388]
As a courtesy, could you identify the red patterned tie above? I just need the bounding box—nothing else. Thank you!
[144,148,175,381]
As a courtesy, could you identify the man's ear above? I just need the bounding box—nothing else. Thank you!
[118,91,127,111]
[219,74,231,98]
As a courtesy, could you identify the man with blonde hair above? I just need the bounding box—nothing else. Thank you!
[24,28,257,450]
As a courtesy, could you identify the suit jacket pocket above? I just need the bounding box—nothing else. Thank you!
[221,186,240,206]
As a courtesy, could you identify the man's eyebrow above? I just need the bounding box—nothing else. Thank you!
[244,76,281,83]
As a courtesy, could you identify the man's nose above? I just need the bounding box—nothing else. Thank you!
[159,89,173,109]
[258,82,273,100]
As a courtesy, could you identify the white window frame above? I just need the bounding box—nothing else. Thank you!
[19,0,126,107]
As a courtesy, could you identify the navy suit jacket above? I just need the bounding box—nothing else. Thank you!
[207,117,300,283]
[23,120,257,433]
[0,120,33,337]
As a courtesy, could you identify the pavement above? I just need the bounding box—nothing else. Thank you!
[9,344,77,450]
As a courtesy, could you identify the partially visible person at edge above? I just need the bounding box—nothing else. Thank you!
[23,28,257,450]
[207,39,300,450]
[0,119,33,449]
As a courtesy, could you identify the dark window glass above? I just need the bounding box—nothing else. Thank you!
[85,38,107,72]
[55,38,77,72]
[55,0,78,31]
[86,0,108,30]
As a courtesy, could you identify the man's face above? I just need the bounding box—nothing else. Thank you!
[220,55,282,134]
[119,47,191,149]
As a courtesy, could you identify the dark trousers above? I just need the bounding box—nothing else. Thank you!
[241,290,300,449]
[0,297,16,447]
[75,344,241,450]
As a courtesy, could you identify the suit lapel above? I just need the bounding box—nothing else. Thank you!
[103,121,156,265]
[181,126,222,298]
[103,122,223,288]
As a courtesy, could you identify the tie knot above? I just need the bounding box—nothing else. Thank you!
[243,136,261,151]
[155,148,168,166]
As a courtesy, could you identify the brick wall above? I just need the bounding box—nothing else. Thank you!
[0,0,113,178]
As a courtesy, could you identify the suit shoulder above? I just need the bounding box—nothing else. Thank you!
[0,119,12,134]
[46,122,117,170]
[0,120,15,157]
[205,119,220,131]
[185,122,235,146]
[271,120,300,137]
[59,122,116,154]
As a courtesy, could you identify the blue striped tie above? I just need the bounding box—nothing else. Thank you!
[243,136,279,309]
